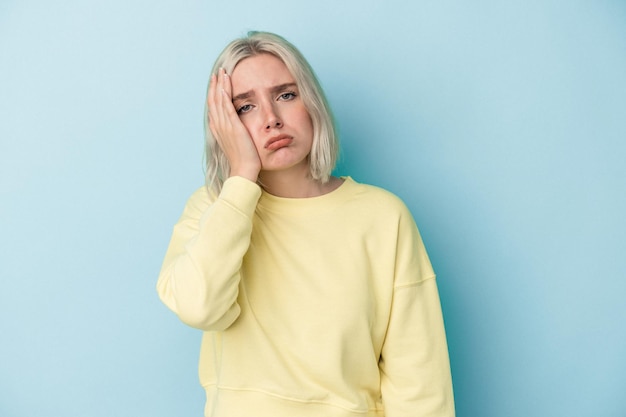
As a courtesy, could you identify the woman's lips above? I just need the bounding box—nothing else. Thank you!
[265,135,293,151]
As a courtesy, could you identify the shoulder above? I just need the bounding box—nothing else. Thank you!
[183,177,261,219]
[179,185,215,219]
[345,177,413,217]
[188,185,215,205]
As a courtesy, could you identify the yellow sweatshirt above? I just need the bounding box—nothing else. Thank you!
[157,176,455,417]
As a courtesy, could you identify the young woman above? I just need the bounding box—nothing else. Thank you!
[157,31,455,417]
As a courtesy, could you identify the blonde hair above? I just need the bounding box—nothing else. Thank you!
[203,31,339,194]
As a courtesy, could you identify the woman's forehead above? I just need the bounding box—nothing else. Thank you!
[231,54,295,91]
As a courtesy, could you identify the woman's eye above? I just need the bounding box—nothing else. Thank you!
[279,92,296,101]
[237,104,252,114]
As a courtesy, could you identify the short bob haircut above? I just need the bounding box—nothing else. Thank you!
[203,31,339,194]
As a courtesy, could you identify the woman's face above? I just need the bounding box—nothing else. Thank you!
[230,53,314,176]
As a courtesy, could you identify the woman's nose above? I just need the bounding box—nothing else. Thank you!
[264,105,283,130]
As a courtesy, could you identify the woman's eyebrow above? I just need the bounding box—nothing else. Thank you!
[232,91,253,102]
[270,83,297,94]
[232,83,298,103]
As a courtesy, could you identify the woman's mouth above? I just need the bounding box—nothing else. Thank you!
[265,135,293,151]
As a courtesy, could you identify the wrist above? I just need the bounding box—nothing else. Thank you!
[229,166,260,183]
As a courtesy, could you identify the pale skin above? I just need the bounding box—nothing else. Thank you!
[207,53,343,198]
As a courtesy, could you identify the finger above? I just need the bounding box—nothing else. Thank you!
[220,71,241,121]
[208,73,226,144]
[215,70,230,125]
[222,69,232,98]
[208,73,218,123]
[212,69,237,146]
[216,69,227,122]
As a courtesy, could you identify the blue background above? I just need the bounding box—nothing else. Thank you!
[1,1,625,416]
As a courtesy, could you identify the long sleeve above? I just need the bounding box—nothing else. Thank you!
[156,176,262,331]
[379,210,455,417]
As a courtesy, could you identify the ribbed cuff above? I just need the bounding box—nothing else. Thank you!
[218,176,263,217]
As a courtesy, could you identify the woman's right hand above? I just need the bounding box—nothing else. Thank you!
[207,68,261,182]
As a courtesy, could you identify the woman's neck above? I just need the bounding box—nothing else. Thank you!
[258,170,343,198]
